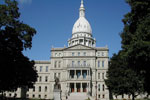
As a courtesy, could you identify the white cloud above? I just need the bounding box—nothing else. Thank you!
[19,0,32,5]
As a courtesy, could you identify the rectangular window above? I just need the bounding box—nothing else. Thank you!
[33,86,35,92]
[102,73,104,79]
[83,61,86,66]
[98,61,100,67]
[98,73,100,79]
[102,61,104,67]
[98,94,100,98]
[54,73,56,79]
[72,52,74,56]
[39,86,41,92]
[45,95,47,98]
[97,52,100,56]
[102,52,104,56]
[55,53,57,57]
[54,61,57,68]
[58,61,61,68]
[83,52,86,56]
[59,53,61,56]
[72,61,74,67]
[58,73,60,78]
[103,84,105,91]
[103,94,105,98]
[98,84,100,91]
[78,52,80,56]
[39,76,42,82]
[45,86,47,92]
[45,76,48,82]
[78,61,80,66]
[46,66,48,72]
[40,66,42,72]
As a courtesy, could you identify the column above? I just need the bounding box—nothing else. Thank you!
[81,70,82,78]
[89,82,91,93]
[74,70,76,79]
[87,70,88,79]
[74,83,76,92]
[69,83,71,93]
[86,83,88,93]
[81,83,82,92]
[87,83,89,93]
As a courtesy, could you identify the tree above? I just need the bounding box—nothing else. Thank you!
[121,0,150,94]
[106,0,150,99]
[0,0,38,95]
[105,52,143,100]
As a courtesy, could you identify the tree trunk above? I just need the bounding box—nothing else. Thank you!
[132,93,135,100]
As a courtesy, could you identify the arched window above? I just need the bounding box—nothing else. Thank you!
[39,76,42,82]
[98,61,100,67]
[103,84,105,91]
[102,73,104,79]
[98,84,100,91]
[45,86,47,92]
[33,86,35,92]
[46,66,48,72]
[45,76,48,82]
[40,66,42,72]
[39,86,41,92]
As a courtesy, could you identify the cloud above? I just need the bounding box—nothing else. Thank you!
[18,0,32,5]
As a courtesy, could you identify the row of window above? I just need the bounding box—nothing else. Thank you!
[55,53,62,57]
[31,86,48,92]
[38,76,48,82]
[54,52,106,57]
[98,73,105,79]
[98,94,131,99]
[98,61,105,67]
[98,84,105,92]
[39,66,49,72]
[72,61,87,67]
[98,94,105,99]
[54,61,61,68]
[26,94,47,99]
[72,52,86,56]
[97,52,105,57]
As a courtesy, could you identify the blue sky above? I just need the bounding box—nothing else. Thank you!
[17,0,130,60]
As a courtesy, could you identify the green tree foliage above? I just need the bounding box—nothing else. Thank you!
[106,0,150,99]
[121,0,150,94]
[0,0,38,93]
[105,52,143,100]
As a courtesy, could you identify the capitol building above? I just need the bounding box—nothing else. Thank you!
[6,0,110,100]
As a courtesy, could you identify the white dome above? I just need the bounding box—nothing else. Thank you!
[72,17,92,34]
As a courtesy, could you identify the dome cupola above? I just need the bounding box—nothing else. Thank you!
[72,0,92,34]
[68,0,96,47]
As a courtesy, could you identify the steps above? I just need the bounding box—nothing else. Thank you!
[68,93,88,100]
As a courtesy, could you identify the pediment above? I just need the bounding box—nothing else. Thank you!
[64,44,95,50]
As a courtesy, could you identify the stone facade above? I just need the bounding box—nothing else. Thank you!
[27,45,109,100]
[5,0,110,100]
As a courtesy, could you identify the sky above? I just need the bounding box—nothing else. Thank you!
[16,0,130,60]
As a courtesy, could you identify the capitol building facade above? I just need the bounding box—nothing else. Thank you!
[6,0,110,100]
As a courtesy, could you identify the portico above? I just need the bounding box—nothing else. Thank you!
[69,83,89,93]
[68,69,91,79]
